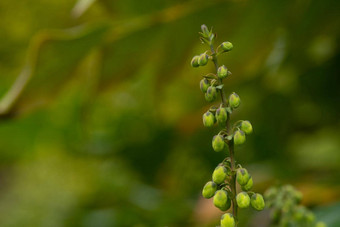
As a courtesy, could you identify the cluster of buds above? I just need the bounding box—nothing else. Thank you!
[191,25,264,227]
[202,161,265,216]
[265,185,327,227]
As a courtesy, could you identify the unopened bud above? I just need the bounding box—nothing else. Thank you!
[191,55,200,67]
[213,190,231,211]
[220,213,235,227]
[236,168,250,186]
[240,120,253,135]
[229,92,240,109]
[201,24,209,35]
[202,181,217,199]
[198,53,209,66]
[234,130,246,145]
[203,111,215,127]
[236,192,250,208]
[250,193,265,211]
[200,78,210,93]
[242,176,253,191]
[221,41,233,52]
[205,86,217,102]
[216,107,228,125]
[217,65,228,79]
[212,166,227,184]
[212,135,225,152]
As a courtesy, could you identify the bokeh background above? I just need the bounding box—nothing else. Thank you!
[0,0,339,226]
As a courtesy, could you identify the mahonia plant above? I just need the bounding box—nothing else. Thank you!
[265,185,327,227]
[191,25,265,227]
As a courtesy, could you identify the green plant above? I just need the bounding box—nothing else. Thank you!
[192,25,265,227]
[265,185,327,227]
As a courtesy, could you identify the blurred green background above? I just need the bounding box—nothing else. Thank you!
[0,0,339,226]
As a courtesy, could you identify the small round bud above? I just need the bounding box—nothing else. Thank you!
[221,41,233,52]
[213,190,231,211]
[220,213,235,227]
[191,55,200,67]
[241,176,253,191]
[205,86,217,102]
[212,166,227,184]
[203,111,215,127]
[240,120,253,135]
[229,92,240,109]
[216,107,228,125]
[234,130,246,145]
[202,181,217,199]
[250,193,265,211]
[212,135,225,152]
[315,222,327,227]
[236,168,250,186]
[200,78,210,93]
[217,65,228,79]
[236,192,250,208]
[198,53,209,66]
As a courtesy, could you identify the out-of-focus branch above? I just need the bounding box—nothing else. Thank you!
[0,0,224,118]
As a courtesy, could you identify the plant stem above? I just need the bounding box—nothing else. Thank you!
[210,44,238,221]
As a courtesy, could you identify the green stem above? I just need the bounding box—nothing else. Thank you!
[210,43,238,221]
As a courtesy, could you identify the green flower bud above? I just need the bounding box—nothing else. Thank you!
[212,166,227,184]
[203,111,215,127]
[236,192,250,208]
[315,222,327,227]
[221,41,233,52]
[228,92,240,109]
[198,53,209,66]
[217,65,228,79]
[240,120,253,135]
[200,78,210,93]
[216,107,227,125]
[251,193,265,211]
[212,135,225,152]
[241,176,253,191]
[220,213,235,227]
[191,55,200,67]
[234,130,246,145]
[205,86,217,102]
[213,190,231,211]
[201,24,210,36]
[236,168,250,186]
[202,181,217,199]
